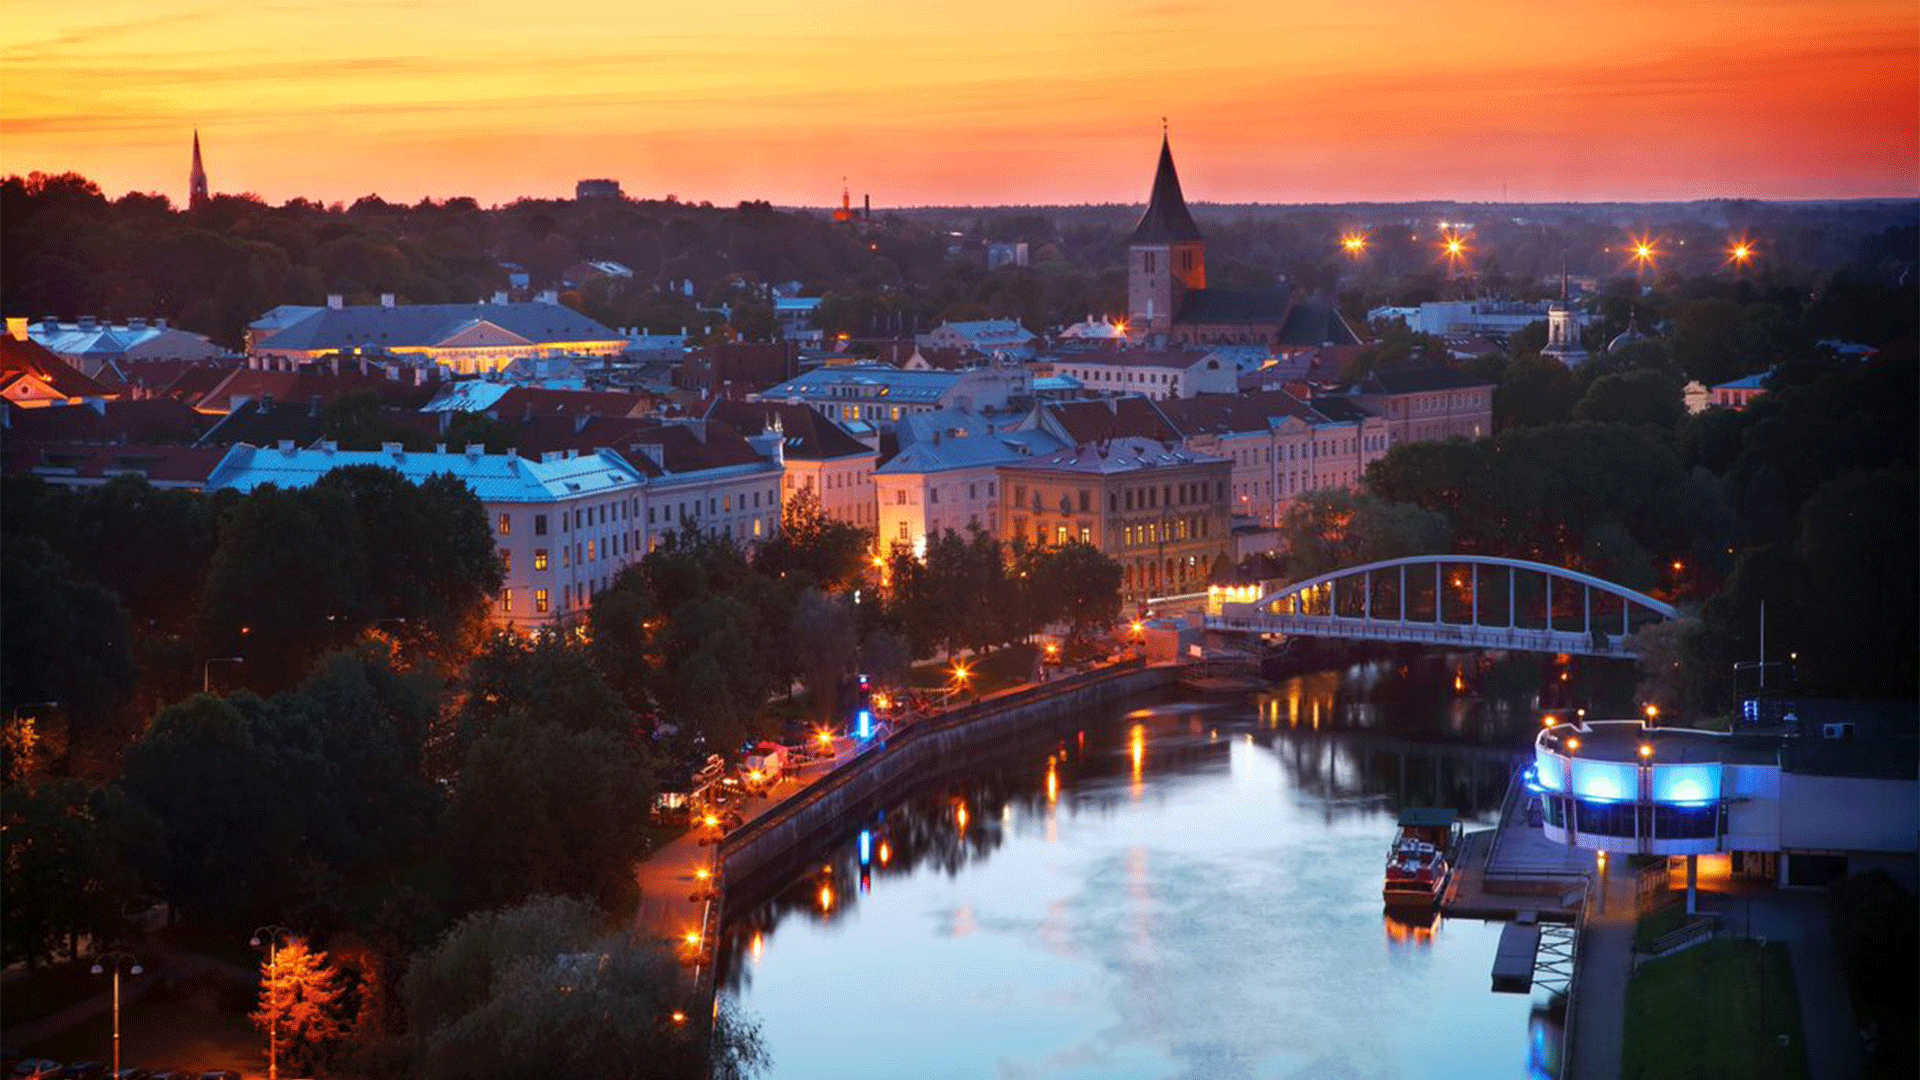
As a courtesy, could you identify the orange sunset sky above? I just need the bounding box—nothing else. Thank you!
[2,0,1917,207]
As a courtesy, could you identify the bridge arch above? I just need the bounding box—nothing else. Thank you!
[1209,554,1677,659]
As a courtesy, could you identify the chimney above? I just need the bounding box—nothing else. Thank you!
[380,293,396,308]
[261,393,275,413]
[78,315,97,330]
[536,289,559,305]
[434,442,447,454]
[464,444,482,459]
[4,317,25,341]
[381,441,403,455]
[39,315,59,330]
[492,290,508,304]
[327,293,344,310]
[155,317,168,329]
[864,193,871,218]
[320,440,339,453]
[128,316,147,330]
[277,439,295,452]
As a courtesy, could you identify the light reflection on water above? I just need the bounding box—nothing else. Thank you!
[722,656,1594,1080]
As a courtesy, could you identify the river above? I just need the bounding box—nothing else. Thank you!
[718,654,1609,1079]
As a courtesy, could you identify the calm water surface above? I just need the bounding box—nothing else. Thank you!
[721,657,1592,1080]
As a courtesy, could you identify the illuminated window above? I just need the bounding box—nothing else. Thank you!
[502,590,513,614]
[753,517,763,537]
[897,521,909,540]
[535,589,549,613]
[1055,525,1068,544]
[499,549,512,573]
[1080,526,1091,543]
[587,540,596,561]
[498,513,511,535]
[534,549,548,571]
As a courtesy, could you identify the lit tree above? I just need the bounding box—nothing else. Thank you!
[253,939,347,1075]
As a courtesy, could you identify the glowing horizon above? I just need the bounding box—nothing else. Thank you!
[2,0,1916,208]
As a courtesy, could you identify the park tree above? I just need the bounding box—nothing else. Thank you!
[311,466,503,655]
[1495,354,1581,429]
[1573,369,1686,428]
[1278,490,1452,579]
[198,483,369,690]
[445,716,652,909]
[586,565,663,713]
[254,939,349,1075]
[790,588,859,722]
[0,779,158,968]
[1,536,139,773]
[753,487,873,593]
[457,631,631,749]
[1029,542,1123,643]
[402,895,766,1080]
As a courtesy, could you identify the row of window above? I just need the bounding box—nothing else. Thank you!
[1541,796,1721,841]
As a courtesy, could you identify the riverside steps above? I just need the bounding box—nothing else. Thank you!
[716,658,1174,901]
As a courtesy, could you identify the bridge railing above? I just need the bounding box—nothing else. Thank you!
[1206,612,1634,658]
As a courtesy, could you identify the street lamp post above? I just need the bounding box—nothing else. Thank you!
[90,950,143,1077]
[250,925,294,1080]
[203,657,245,693]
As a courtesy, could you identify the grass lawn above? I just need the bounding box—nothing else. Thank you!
[1633,901,1689,953]
[1622,938,1808,1080]
[20,992,263,1076]
[907,642,1039,698]
[2,962,103,1027]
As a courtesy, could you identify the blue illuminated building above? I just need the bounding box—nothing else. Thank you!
[1526,716,1917,910]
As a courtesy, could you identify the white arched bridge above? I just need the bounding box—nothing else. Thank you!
[1205,555,1678,659]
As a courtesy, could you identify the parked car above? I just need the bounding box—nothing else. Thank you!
[197,1072,241,1080]
[12,1061,61,1079]
[143,1071,192,1080]
[58,1066,106,1080]
[114,1069,151,1080]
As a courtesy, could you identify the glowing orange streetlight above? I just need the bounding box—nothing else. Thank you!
[1566,737,1581,753]
[1627,234,1659,274]
[1728,240,1755,267]
[1638,743,1654,760]
[1644,703,1660,722]
[1340,232,1369,257]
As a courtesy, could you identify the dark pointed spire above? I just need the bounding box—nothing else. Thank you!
[1128,131,1203,245]
[189,129,209,210]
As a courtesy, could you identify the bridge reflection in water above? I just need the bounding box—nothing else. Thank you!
[720,655,1600,1079]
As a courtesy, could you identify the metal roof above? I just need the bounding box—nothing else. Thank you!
[253,301,624,353]
[205,443,643,503]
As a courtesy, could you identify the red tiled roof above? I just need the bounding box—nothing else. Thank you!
[3,398,212,445]
[1,439,231,488]
[1042,397,1181,444]
[193,366,439,414]
[0,336,117,400]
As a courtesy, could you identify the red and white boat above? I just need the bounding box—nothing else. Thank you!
[1383,808,1460,906]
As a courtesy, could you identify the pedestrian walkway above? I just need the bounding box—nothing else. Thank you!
[630,755,839,952]
[1568,861,1636,1080]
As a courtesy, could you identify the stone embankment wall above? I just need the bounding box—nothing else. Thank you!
[718,661,1173,897]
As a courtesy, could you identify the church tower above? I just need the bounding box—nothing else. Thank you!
[1127,132,1205,336]
[1541,258,1589,369]
[189,130,210,210]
